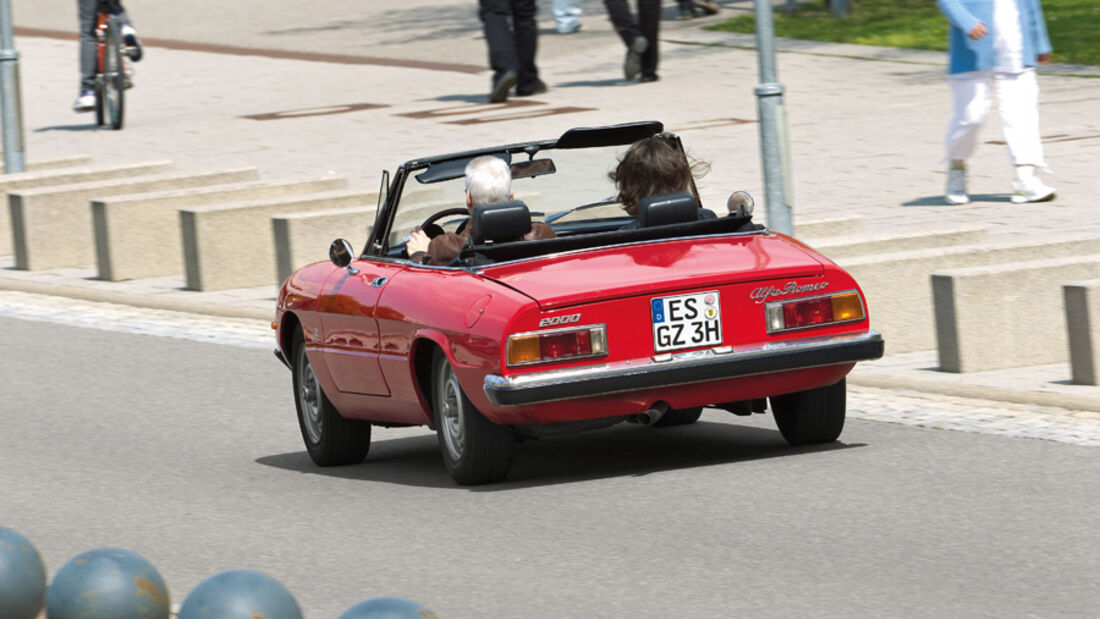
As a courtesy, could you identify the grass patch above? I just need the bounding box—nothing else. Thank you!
[707,0,1100,66]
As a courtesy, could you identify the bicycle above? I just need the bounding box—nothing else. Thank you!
[94,9,132,130]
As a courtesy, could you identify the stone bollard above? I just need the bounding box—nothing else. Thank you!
[45,547,170,619]
[338,596,441,618]
[0,526,48,619]
[177,569,302,619]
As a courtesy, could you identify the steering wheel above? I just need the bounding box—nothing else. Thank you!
[421,207,471,236]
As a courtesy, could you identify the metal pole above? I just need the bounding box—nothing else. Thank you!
[753,0,793,234]
[0,0,26,174]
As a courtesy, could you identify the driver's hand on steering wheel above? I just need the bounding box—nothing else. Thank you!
[407,228,431,256]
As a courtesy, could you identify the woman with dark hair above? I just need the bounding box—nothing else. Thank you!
[609,134,712,219]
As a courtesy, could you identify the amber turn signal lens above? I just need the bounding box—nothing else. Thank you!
[831,292,865,321]
[508,334,541,366]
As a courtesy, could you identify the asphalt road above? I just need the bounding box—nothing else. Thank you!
[2,315,1098,618]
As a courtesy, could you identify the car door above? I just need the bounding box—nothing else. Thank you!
[318,259,407,396]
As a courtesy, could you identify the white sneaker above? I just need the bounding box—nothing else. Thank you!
[1011,177,1056,203]
[72,91,95,113]
[945,166,969,205]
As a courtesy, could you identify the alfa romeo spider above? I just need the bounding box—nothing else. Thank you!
[273,121,884,485]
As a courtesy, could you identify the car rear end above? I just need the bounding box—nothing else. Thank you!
[469,232,883,425]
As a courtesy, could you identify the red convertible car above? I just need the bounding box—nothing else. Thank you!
[273,122,883,485]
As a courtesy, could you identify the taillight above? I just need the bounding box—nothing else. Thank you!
[765,291,865,333]
[507,325,608,366]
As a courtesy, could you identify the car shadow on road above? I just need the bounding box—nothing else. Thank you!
[255,420,866,490]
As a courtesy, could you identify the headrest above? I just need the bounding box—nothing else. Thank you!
[470,200,532,245]
[637,191,700,227]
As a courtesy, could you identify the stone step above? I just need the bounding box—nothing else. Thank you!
[93,176,349,282]
[0,154,93,173]
[804,226,987,260]
[933,255,1100,373]
[10,168,261,271]
[0,161,174,255]
[180,189,379,291]
[837,234,1100,354]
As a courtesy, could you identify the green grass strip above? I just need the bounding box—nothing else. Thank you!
[707,0,1100,66]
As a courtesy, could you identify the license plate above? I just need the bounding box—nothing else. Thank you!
[651,291,722,353]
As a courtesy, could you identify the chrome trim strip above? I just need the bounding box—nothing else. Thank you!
[483,330,883,406]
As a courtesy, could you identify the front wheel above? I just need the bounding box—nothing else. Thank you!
[769,379,846,445]
[103,18,125,130]
[292,330,371,466]
[432,350,514,485]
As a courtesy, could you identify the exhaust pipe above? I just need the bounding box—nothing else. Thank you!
[631,401,669,426]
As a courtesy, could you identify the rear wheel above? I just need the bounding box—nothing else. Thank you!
[769,379,846,445]
[652,406,703,427]
[292,330,371,466]
[103,19,125,130]
[432,350,514,485]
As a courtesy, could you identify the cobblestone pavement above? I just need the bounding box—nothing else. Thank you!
[5,290,1097,448]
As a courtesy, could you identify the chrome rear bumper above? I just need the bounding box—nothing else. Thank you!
[483,331,884,406]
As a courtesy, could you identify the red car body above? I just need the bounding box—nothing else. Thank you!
[274,122,883,484]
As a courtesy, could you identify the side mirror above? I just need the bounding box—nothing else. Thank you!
[329,238,357,273]
[726,191,754,218]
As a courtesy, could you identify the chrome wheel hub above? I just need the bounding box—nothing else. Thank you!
[440,368,465,461]
[298,352,323,444]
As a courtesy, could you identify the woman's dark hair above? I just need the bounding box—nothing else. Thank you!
[609,134,709,216]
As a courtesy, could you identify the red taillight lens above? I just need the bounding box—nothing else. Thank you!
[782,297,833,329]
[540,330,592,359]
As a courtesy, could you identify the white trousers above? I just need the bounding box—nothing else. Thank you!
[944,69,1045,168]
[553,0,582,30]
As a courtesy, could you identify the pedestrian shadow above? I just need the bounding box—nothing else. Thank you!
[255,418,866,490]
[33,124,102,132]
[902,194,1012,207]
[554,78,631,88]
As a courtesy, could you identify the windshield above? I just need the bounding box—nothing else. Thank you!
[383,140,731,256]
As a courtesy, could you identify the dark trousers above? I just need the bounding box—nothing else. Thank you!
[478,0,540,92]
[79,0,130,92]
[603,0,659,76]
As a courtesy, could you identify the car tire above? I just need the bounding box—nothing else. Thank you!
[769,378,846,445]
[292,330,371,466]
[432,350,514,485]
[652,406,703,427]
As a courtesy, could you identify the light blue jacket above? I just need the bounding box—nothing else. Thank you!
[936,0,1052,74]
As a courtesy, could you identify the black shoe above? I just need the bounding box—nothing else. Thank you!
[489,70,517,103]
[623,36,648,81]
[639,73,659,83]
[695,1,720,15]
[516,79,548,97]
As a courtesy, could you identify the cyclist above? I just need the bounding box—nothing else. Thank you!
[73,0,143,113]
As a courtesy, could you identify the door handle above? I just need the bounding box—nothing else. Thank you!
[370,277,387,288]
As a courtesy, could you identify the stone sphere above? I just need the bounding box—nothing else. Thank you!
[178,569,302,619]
[45,547,169,619]
[338,596,440,619]
[0,526,48,619]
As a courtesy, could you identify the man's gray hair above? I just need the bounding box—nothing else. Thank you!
[465,155,512,206]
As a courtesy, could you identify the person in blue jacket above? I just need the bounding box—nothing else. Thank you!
[937,0,1055,205]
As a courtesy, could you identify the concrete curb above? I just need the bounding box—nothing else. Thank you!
[0,277,271,322]
[849,374,1100,414]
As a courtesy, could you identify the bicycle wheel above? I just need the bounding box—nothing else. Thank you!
[103,17,125,130]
